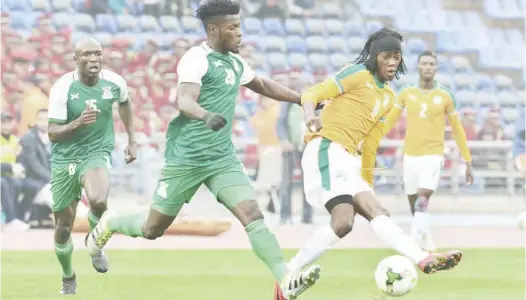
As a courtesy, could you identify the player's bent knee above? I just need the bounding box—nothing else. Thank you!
[88,200,107,215]
[55,224,73,243]
[330,217,353,238]
[232,200,264,226]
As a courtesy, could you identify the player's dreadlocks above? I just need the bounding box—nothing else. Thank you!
[195,0,240,26]
[353,28,407,80]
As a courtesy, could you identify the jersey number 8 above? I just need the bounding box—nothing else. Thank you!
[85,99,98,111]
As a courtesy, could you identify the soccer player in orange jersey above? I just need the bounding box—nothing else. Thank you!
[383,51,474,252]
[279,30,462,296]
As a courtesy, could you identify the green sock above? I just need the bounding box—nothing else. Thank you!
[55,238,74,278]
[88,210,100,231]
[107,213,145,238]
[245,219,288,281]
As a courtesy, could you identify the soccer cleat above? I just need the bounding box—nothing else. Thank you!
[418,250,463,274]
[276,265,321,300]
[86,211,114,258]
[60,274,77,295]
[85,233,109,273]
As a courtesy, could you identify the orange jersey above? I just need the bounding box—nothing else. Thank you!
[385,83,471,161]
[301,64,396,154]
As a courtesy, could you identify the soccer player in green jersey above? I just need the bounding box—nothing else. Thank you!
[86,1,320,298]
[48,37,137,295]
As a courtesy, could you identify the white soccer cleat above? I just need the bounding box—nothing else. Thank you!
[85,211,114,272]
[279,265,321,299]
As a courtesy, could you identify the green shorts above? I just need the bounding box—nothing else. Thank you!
[151,161,256,216]
[50,154,112,212]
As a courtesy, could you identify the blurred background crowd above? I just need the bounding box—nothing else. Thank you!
[1,0,524,231]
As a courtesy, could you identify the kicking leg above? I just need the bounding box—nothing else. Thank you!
[353,191,461,274]
[54,201,78,295]
[81,168,111,273]
[411,189,436,252]
[287,195,355,275]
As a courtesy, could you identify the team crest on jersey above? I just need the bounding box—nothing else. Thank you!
[433,96,442,104]
[409,94,417,102]
[101,86,113,99]
[70,93,80,100]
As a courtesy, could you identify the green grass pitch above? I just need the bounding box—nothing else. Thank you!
[2,249,524,299]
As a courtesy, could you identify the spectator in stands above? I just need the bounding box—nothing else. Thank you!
[277,75,313,224]
[18,109,52,221]
[0,112,30,231]
[479,107,505,140]
[144,0,163,17]
[173,38,192,58]
[514,106,525,175]
[19,76,48,136]
[460,108,480,140]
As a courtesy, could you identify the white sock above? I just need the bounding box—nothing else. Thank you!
[287,224,340,274]
[370,215,429,264]
[411,212,430,250]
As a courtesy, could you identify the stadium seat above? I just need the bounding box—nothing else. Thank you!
[475,74,496,92]
[263,18,284,36]
[285,36,307,54]
[93,32,112,46]
[325,19,344,37]
[327,36,347,54]
[251,52,265,69]
[306,36,326,53]
[289,53,308,71]
[451,55,472,73]
[308,53,329,73]
[454,74,475,91]
[267,52,288,72]
[264,36,286,53]
[95,14,118,34]
[406,38,428,55]
[329,53,348,71]
[456,91,477,108]
[9,11,31,29]
[51,0,70,12]
[70,31,88,44]
[284,18,305,37]
[159,16,182,33]
[364,20,383,36]
[494,74,514,91]
[243,17,262,35]
[242,35,263,51]
[180,16,203,34]
[73,13,95,33]
[435,73,453,88]
[345,21,363,37]
[322,3,342,18]
[348,37,364,53]
[304,19,325,36]
[436,54,452,73]
[139,15,161,32]
[52,12,70,29]
[476,91,498,108]
[116,15,138,32]
[31,0,51,12]
[5,0,30,12]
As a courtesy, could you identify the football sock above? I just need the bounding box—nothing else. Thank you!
[87,210,100,231]
[411,212,431,250]
[287,224,340,274]
[245,219,288,281]
[107,213,145,238]
[55,238,74,278]
[370,215,429,263]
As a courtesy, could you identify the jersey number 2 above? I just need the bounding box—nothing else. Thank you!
[225,69,235,85]
[85,99,98,110]
[419,103,427,118]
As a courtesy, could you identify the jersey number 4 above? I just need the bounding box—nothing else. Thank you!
[225,69,235,85]
[419,103,427,118]
[85,99,98,110]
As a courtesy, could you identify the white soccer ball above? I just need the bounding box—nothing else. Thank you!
[517,211,526,229]
[375,255,418,297]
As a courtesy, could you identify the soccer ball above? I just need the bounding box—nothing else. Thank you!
[374,255,418,297]
[518,211,526,229]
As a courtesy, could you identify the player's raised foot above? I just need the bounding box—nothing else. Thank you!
[86,211,114,257]
[84,233,109,273]
[276,265,321,299]
[418,250,463,274]
[60,274,77,295]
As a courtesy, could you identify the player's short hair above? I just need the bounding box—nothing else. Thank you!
[195,0,240,26]
[417,50,437,63]
[353,28,407,79]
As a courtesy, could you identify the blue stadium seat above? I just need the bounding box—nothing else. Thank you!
[51,0,70,12]
[95,14,118,34]
[284,18,305,37]
[180,16,203,34]
[52,12,71,29]
[308,53,328,73]
[364,20,383,36]
[435,74,453,89]
[70,0,83,12]
[267,52,288,72]
[116,15,138,32]
[327,36,347,54]
[285,36,307,54]
[456,91,478,108]
[70,31,88,44]
[404,55,418,72]
[306,36,326,53]
[345,21,363,37]
[475,74,496,92]
[348,37,364,53]
[159,16,181,33]
[73,13,95,33]
[263,18,284,36]
[264,36,286,53]
[329,53,347,71]
[304,19,324,36]
[451,55,472,73]
[243,17,262,35]
[9,11,31,29]
[138,15,161,33]
[322,3,342,18]
[476,91,497,108]
[325,19,344,37]
[406,38,428,55]
[289,53,309,71]
[242,35,263,51]
[93,32,112,46]
[436,54,452,73]
[31,0,51,12]
[5,0,30,12]
[454,74,475,91]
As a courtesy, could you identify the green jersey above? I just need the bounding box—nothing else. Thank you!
[166,42,255,167]
[48,70,129,164]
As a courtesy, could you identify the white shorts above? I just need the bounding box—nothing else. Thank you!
[301,137,372,209]
[403,155,444,195]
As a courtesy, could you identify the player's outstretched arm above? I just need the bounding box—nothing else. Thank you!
[244,75,301,104]
[360,122,387,187]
